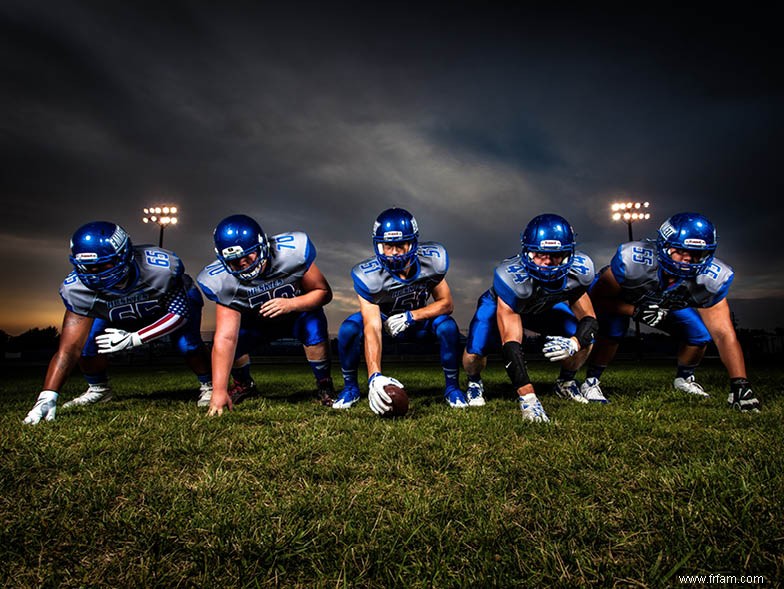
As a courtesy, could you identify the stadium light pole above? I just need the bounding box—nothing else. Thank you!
[610,201,651,242]
[142,205,179,248]
[610,200,652,361]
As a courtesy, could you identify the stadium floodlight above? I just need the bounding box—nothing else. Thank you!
[610,200,651,241]
[142,205,179,247]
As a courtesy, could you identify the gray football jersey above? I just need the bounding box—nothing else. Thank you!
[60,245,191,323]
[197,231,316,313]
[491,251,595,315]
[609,241,734,309]
[351,241,449,316]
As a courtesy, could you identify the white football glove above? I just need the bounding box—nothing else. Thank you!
[23,390,58,425]
[633,303,669,327]
[384,311,414,337]
[95,328,143,354]
[542,336,579,362]
[368,373,404,415]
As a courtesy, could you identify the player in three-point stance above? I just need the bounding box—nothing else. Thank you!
[462,214,600,422]
[24,221,212,424]
[332,207,467,415]
[197,214,334,415]
[582,212,760,411]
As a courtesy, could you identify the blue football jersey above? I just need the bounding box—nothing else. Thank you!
[60,245,191,323]
[197,231,316,313]
[609,241,734,309]
[491,251,595,315]
[351,241,449,316]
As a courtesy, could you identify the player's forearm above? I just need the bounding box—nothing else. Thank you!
[137,312,186,343]
[363,328,383,376]
[42,347,82,392]
[211,338,237,393]
[410,298,453,321]
[290,288,331,312]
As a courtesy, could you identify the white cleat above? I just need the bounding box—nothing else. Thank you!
[518,393,550,423]
[554,379,589,404]
[466,380,486,406]
[197,382,213,407]
[580,377,609,404]
[62,384,113,409]
[673,375,710,398]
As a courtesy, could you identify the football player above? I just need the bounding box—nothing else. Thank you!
[582,212,760,411]
[24,221,213,425]
[332,207,466,414]
[462,214,599,422]
[198,214,334,415]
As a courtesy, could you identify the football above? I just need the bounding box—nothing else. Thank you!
[382,384,409,418]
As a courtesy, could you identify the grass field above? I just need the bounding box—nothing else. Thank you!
[1,358,781,588]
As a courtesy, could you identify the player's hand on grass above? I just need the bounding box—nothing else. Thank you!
[207,390,233,416]
[24,390,58,424]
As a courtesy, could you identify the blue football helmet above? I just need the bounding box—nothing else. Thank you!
[69,221,134,290]
[656,212,717,278]
[520,214,576,283]
[213,214,269,281]
[372,208,419,273]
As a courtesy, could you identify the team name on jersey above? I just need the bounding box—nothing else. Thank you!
[105,292,154,309]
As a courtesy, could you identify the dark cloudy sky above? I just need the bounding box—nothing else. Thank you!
[1,2,782,336]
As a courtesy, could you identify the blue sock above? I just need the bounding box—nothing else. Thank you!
[443,367,459,389]
[84,372,108,386]
[559,368,577,381]
[197,374,211,384]
[309,359,331,383]
[341,368,358,387]
[676,365,696,380]
[586,364,606,380]
[467,373,482,383]
[231,362,252,384]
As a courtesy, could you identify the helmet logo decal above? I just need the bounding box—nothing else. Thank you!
[683,238,707,248]
[74,252,98,262]
[410,217,418,233]
[659,221,677,239]
[109,226,128,251]
[383,231,404,240]
[539,239,562,248]
[220,245,246,259]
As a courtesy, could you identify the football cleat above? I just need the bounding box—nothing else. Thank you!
[728,379,761,412]
[580,377,609,404]
[197,381,213,407]
[228,379,259,405]
[673,376,710,398]
[554,379,589,404]
[518,393,549,423]
[62,384,113,409]
[466,380,486,407]
[332,383,361,409]
[316,378,334,407]
[444,385,468,408]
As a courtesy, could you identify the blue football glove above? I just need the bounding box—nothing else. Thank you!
[542,336,579,362]
[384,311,414,337]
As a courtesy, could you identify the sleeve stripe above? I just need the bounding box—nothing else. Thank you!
[138,313,186,342]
